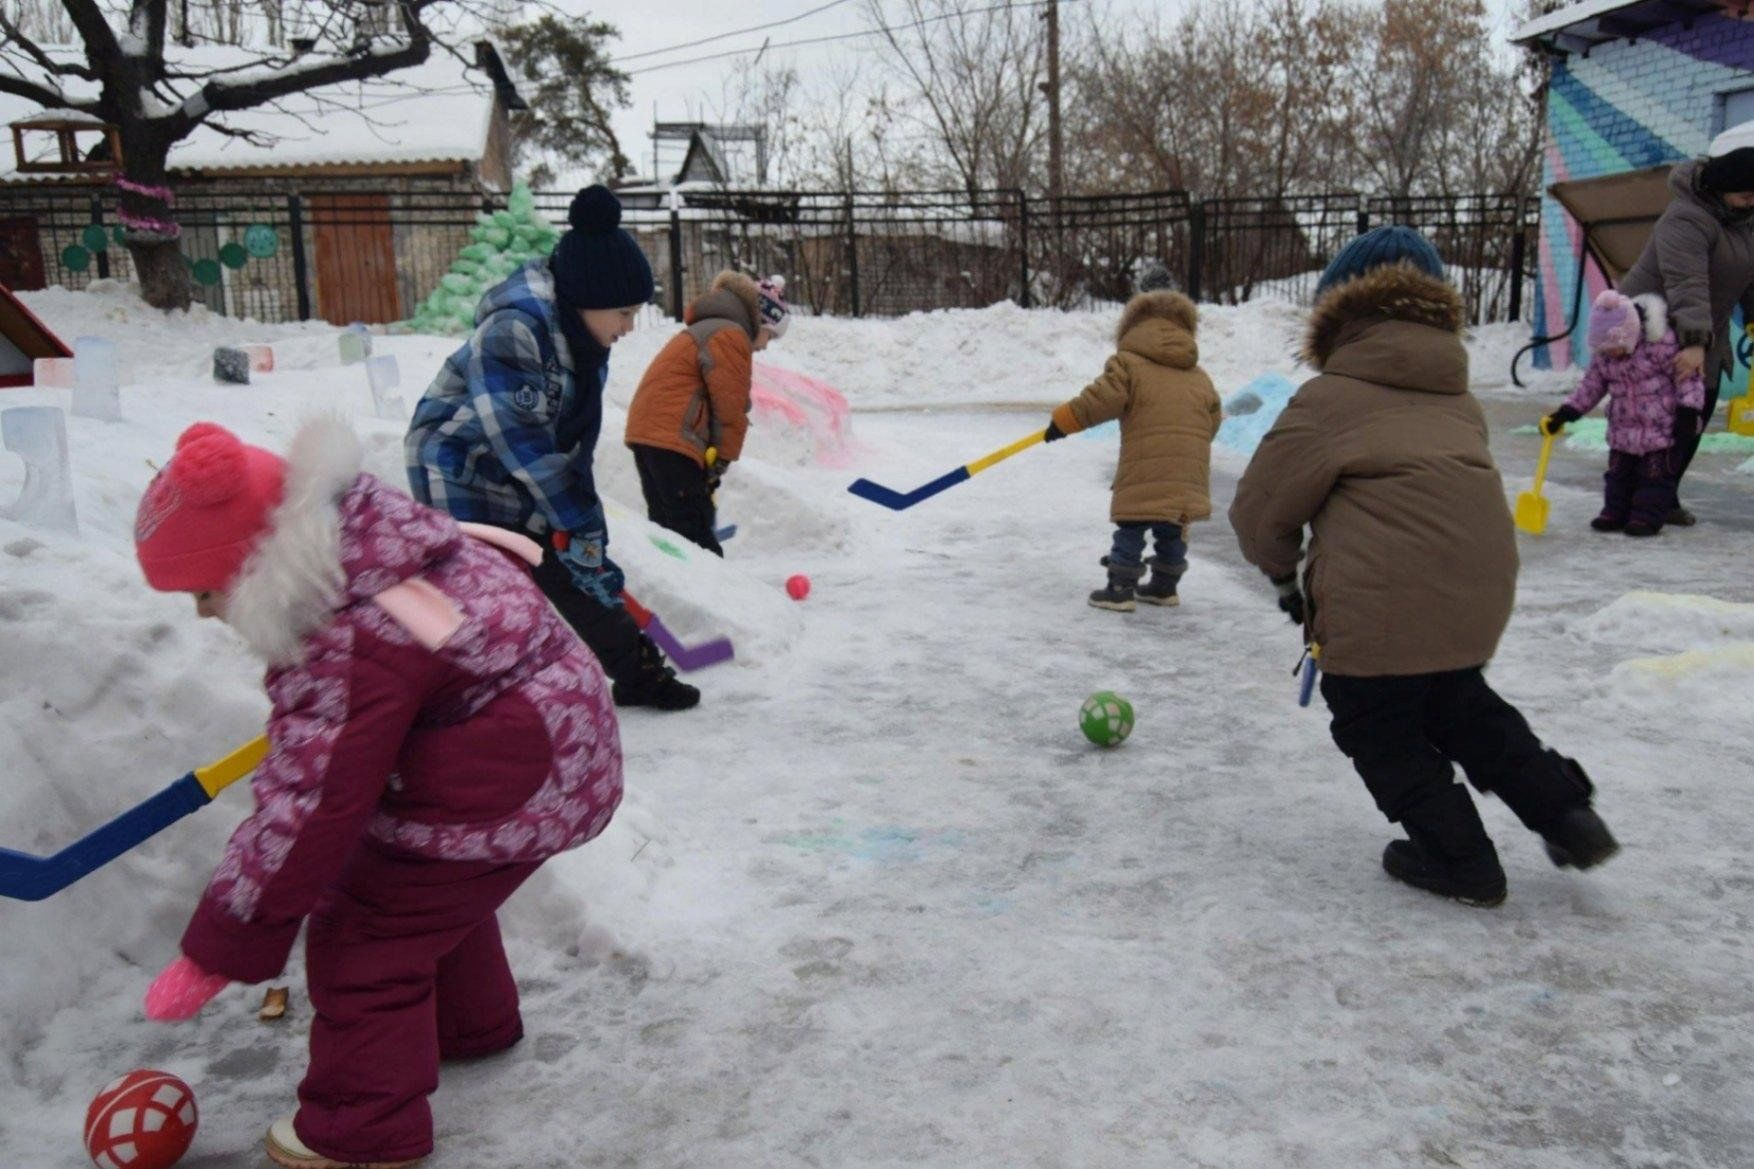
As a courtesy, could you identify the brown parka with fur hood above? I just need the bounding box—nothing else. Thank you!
[1050,291,1223,525]
[1228,262,1519,677]
[625,271,763,467]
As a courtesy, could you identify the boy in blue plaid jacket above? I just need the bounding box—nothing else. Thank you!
[407,185,699,710]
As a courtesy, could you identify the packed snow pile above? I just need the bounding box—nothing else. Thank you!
[1578,591,1754,652]
[406,184,562,336]
[1606,644,1754,724]
[1580,593,1754,725]
[1215,371,1299,456]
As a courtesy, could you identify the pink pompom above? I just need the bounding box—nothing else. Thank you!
[169,424,247,506]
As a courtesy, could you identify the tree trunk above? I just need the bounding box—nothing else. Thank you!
[129,237,192,310]
[114,130,192,311]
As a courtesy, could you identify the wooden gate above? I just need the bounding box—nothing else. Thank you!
[309,194,400,324]
[0,217,48,291]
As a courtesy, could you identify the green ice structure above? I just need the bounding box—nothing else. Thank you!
[1513,417,1754,457]
[407,184,562,336]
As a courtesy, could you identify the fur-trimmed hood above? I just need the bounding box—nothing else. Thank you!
[1117,290,1199,370]
[1629,292,1671,343]
[687,271,762,340]
[1302,262,1468,394]
[226,416,462,664]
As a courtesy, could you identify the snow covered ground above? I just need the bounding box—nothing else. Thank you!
[2,286,1751,1167]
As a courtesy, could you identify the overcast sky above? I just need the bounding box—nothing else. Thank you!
[560,0,1534,183]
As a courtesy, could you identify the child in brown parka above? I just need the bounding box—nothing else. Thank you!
[1043,288,1222,611]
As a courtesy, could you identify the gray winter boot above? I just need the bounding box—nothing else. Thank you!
[1135,556,1187,607]
[1088,557,1145,612]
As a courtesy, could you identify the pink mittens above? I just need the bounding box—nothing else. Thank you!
[144,955,230,1022]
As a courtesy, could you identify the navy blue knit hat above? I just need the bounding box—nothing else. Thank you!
[1315,225,1445,297]
[551,186,655,309]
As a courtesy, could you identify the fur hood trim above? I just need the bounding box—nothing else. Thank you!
[224,415,361,664]
[1630,293,1670,343]
[1117,290,1197,344]
[707,270,763,338]
[1303,262,1465,367]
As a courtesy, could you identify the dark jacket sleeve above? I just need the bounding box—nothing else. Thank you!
[1652,208,1718,346]
[180,636,427,982]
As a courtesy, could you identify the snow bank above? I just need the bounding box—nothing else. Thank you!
[1606,644,1754,724]
[1577,591,1754,654]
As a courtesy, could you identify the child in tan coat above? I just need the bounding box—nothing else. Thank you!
[1044,290,1222,611]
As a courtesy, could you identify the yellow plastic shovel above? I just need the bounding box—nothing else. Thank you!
[1515,428,1558,535]
[1728,395,1754,438]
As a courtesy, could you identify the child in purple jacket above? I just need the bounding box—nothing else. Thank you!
[1543,289,1707,536]
[133,417,623,1169]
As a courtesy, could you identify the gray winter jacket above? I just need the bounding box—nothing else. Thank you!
[1619,160,1754,391]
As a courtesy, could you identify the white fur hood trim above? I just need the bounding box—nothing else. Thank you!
[225,415,363,665]
[1631,293,1670,343]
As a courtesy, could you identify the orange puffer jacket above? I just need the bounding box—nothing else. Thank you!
[625,274,762,467]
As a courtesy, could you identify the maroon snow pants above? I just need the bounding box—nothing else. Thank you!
[292,839,541,1163]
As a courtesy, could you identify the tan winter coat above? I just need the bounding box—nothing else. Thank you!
[625,272,761,466]
[1051,292,1223,524]
[1228,264,1519,678]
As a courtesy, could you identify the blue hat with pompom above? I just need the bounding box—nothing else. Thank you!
[551,185,655,309]
[1315,225,1445,297]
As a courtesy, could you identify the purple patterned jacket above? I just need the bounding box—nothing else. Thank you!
[181,420,621,982]
[1566,300,1708,456]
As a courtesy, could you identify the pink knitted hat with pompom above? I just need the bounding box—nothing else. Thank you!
[135,423,287,593]
[1587,289,1642,355]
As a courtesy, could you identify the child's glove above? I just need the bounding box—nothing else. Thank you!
[1540,404,1581,436]
[1043,420,1066,443]
[1674,406,1703,440]
[144,955,230,1022]
[1271,574,1305,625]
[554,523,626,605]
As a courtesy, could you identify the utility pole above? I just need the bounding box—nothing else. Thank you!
[1043,0,1064,204]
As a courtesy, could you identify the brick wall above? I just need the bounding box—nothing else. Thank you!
[1532,12,1754,372]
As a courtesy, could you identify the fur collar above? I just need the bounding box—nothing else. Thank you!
[1117,290,1197,344]
[695,270,762,339]
[224,415,361,665]
[1303,262,1465,367]
[1629,293,1670,343]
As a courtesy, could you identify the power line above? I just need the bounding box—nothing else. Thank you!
[622,0,1068,77]
[614,0,860,64]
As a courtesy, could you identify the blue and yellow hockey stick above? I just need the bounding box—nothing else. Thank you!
[848,429,1046,510]
[0,736,268,902]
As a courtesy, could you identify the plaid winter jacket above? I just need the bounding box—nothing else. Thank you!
[406,260,609,536]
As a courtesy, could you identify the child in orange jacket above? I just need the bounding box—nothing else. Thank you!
[625,272,790,554]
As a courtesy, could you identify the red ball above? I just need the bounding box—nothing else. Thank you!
[84,1069,198,1169]
[786,573,811,600]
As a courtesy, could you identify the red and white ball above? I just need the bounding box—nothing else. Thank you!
[84,1070,198,1169]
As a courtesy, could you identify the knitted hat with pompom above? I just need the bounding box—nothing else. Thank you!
[550,184,655,310]
[135,423,287,593]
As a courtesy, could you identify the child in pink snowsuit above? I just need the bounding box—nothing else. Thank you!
[134,417,623,1169]
[1542,289,1707,536]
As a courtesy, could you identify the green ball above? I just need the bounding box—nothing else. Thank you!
[1079,691,1134,747]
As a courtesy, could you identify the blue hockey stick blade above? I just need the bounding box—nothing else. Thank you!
[715,524,738,541]
[847,467,969,511]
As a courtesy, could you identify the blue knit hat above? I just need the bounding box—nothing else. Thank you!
[551,185,655,309]
[1315,225,1445,297]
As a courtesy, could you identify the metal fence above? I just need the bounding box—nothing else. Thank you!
[0,184,1539,328]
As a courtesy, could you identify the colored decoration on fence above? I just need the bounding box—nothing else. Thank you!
[112,174,177,204]
[111,225,126,246]
[191,258,222,287]
[61,245,90,272]
[218,242,248,270]
[407,182,562,336]
[80,224,109,252]
[243,223,278,258]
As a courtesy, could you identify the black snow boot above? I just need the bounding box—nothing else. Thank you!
[1088,557,1146,612]
[1134,556,1187,607]
[1383,785,1508,907]
[1538,756,1619,870]
[611,635,701,710]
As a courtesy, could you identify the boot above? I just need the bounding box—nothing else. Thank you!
[1666,504,1697,527]
[1538,756,1619,870]
[266,1118,423,1169]
[1590,513,1626,532]
[1623,520,1661,537]
[1383,784,1508,907]
[1134,556,1186,607]
[610,635,701,710]
[1088,557,1145,612]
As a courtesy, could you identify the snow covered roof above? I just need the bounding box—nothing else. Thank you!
[1511,0,1726,48]
[0,44,507,180]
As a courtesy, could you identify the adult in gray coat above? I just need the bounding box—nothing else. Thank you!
[1619,130,1754,522]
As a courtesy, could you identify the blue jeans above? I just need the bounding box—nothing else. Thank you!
[1109,522,1186,569]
